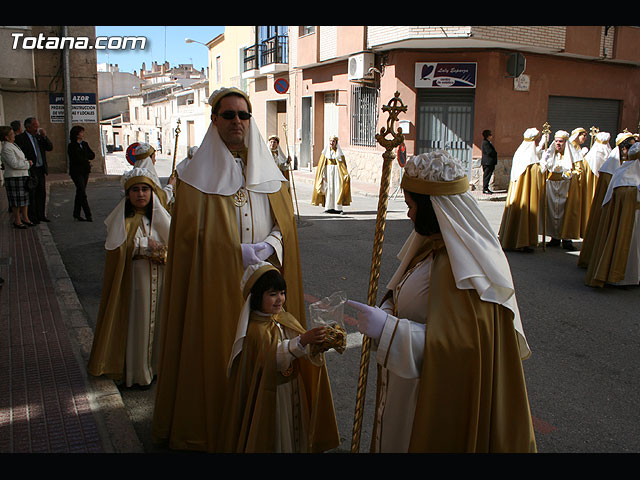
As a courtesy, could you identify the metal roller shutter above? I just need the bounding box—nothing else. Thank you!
[547,96,620,147]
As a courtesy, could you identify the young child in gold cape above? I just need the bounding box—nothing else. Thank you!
[220,261,340,453]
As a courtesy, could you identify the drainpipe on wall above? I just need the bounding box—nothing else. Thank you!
[62,25,72,172]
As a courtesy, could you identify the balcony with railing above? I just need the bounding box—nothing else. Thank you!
[242,34,288,79]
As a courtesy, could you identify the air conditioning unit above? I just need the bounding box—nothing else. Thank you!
[348,53,375,81]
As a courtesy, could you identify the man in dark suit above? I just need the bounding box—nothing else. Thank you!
[15,117,53,223]
[481,129,497,194]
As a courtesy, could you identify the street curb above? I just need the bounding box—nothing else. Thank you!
[38,179,144,453]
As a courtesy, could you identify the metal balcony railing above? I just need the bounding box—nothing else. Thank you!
[243,35,288,72]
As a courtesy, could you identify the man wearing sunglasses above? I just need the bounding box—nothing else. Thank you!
[153,87,313,452]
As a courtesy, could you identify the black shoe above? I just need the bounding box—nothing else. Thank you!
[40,217,51,222]
[517,246,535,253]
[546,238,561,247]
[85,216,93,222]
[23,221,37,227]
[0,277,4,287]
[13,223,27,229]
[74,216,87,222]
[562,240,577,251]
[483,189,493,194]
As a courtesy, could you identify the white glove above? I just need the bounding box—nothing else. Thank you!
[241,242,275,269]
[346,299,387,341]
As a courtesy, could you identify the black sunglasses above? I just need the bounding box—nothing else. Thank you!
[218,110,252,120]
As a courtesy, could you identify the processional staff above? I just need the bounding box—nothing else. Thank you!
[171,118,182,175]
[351,91,407,453]
[282,122,300,222]
[541,121,551,252]
[589,126,599,149]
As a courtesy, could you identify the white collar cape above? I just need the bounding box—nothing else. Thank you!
[602,159,640,206]
[387,191,530,360]
[104,191,171,251]
[176,118,286,195]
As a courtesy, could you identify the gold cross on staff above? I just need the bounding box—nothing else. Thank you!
[589,126,599,147]
[376,91,408,154]
[351,91,407,453]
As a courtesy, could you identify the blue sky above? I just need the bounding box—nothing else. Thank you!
[95,26,224,74]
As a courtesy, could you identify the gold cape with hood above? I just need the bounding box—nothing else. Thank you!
[311,151,352,207]
[151,179,305,452]
[87,213,146,380]
[220,310,339,452]
[88,178,169,381]
[584,185,639,287]
[373,238,536,453]
[498,163,543,249]
[578,171,613,268]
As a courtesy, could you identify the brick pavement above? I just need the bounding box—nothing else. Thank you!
[0,191,105,453]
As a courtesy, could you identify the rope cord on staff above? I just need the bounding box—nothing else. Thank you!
[350,92,406,453]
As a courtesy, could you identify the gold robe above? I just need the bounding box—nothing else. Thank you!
[580,160,598,235]
[374,238,536,453]
[151,179,304,452]
[585,186,640,287]
[578,171,613,268]
[311,151,351,207]
[498,163,543,249]
[88,213,150,381]
[220,311,339,452]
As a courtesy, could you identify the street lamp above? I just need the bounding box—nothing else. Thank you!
[185,38,207,47]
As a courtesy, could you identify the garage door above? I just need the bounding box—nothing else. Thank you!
[547,96,620,147]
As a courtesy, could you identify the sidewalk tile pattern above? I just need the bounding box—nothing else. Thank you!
[0,196,104,453]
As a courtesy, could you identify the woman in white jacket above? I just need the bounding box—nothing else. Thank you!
[1,125,34,228]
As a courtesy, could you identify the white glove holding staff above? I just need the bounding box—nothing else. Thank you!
[345,299,388,341]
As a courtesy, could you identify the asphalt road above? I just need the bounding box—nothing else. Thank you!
[46,162,640,453]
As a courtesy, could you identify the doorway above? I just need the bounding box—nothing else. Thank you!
[416,90,475,177]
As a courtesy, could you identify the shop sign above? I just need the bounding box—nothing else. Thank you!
[49,93,97,123]
[415,62,477,88]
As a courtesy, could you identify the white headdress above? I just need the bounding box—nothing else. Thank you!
[396,150,530,359]
[227,261,280,376]
[602,142,640,205]
[175,87,286,194]
[584,132,611,176]
[510,128,540,182]
[104,167,171,251]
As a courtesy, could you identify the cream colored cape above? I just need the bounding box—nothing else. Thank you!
[375,234,536,452]
[499,163,543,249]
[151,182,303,452]
[311,144,351,207]
[87,193,171,380]
[585,159,640,286]
[220,311,339,452]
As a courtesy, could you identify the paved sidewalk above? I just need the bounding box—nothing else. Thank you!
[0,168,143,453]
[0,152,502,453]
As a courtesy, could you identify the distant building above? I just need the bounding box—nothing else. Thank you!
[236,26,640,190]
[0,25,102,173]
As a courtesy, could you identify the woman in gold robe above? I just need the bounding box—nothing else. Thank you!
[585,142,640,287]
[221,262,340,452]
[579,132,635,268]
[347,150,536,453]
[88,167,171,387]
[498,128,545,252]
[311,136,351,213]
